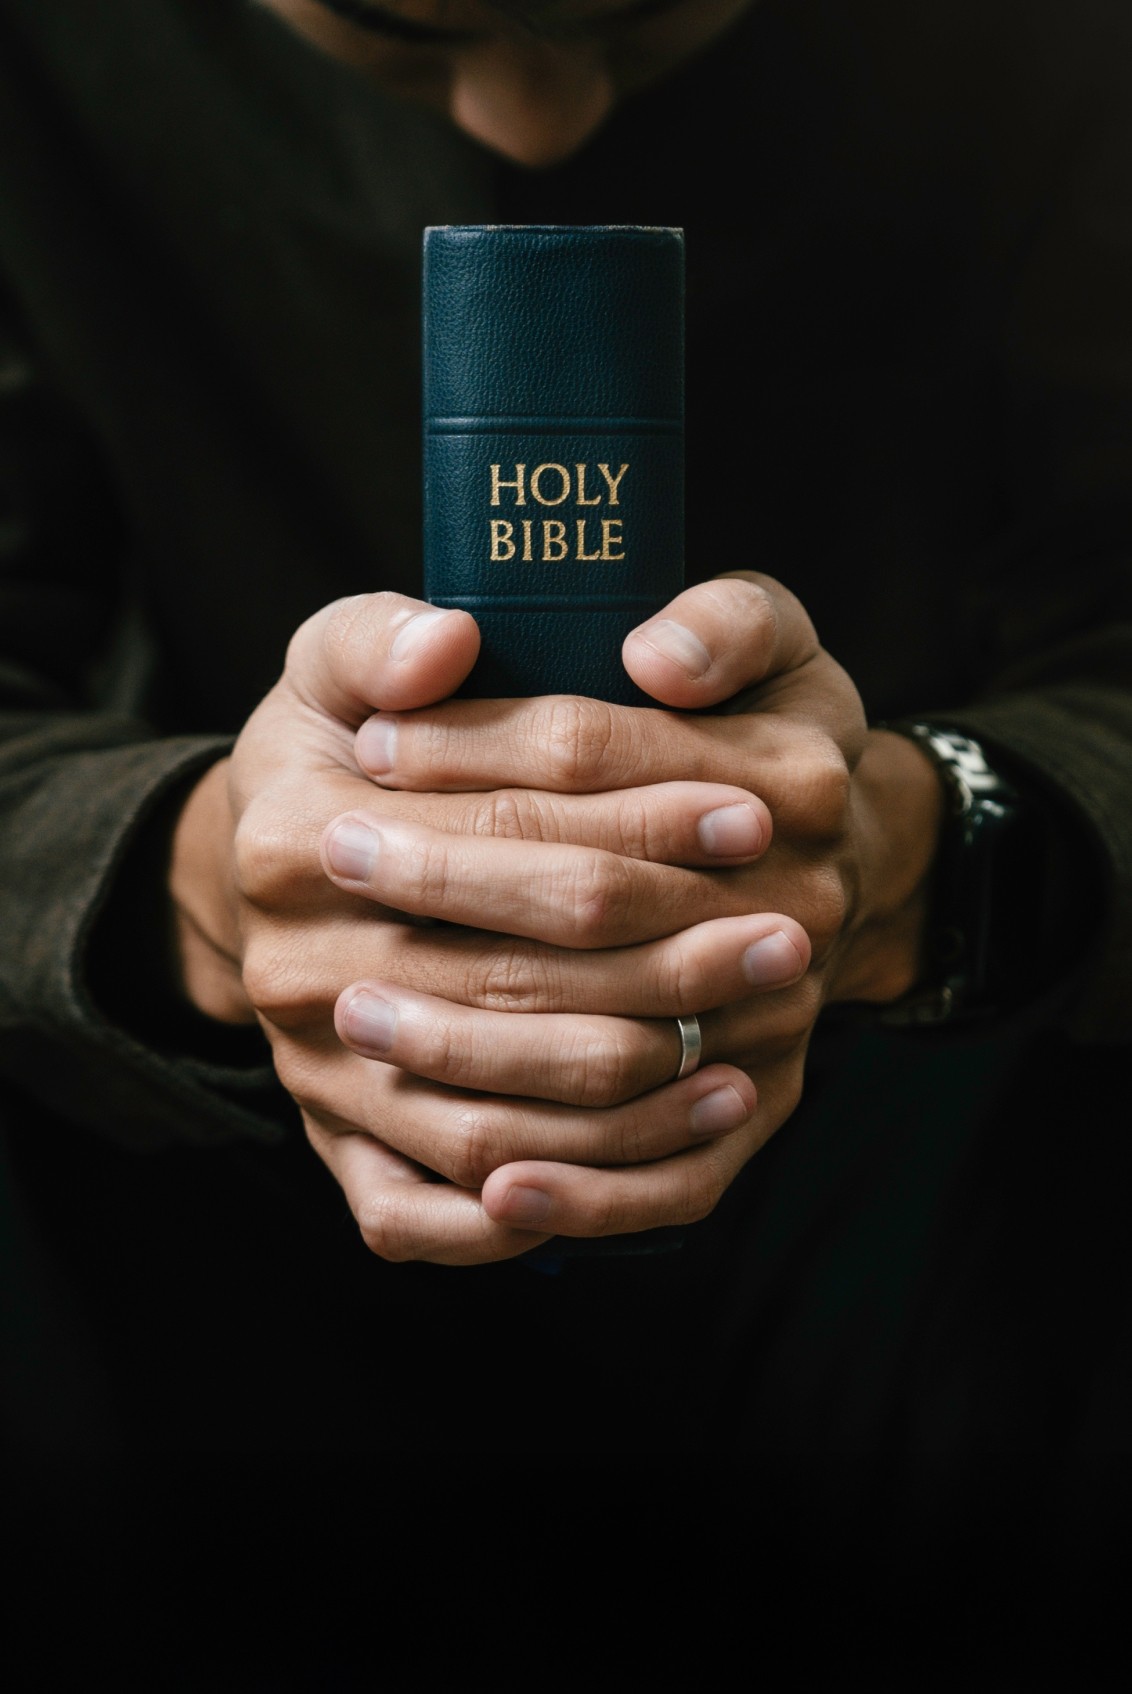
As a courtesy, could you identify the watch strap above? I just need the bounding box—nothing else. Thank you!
[876,723,1037,1027]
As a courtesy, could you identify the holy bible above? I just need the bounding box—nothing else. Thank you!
[421,223,685,703]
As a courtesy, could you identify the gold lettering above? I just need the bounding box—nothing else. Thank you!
[490,519,516,560]
[575,464,601,506]
[531,463,571,506]
[576,520,602,561]
[542,521,568,561]
[521,519,533,561]
[601,519,624,560]
[598,463,629,505]
[490,464,526,507]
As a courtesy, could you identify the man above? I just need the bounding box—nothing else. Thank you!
[2,0,1129,1665]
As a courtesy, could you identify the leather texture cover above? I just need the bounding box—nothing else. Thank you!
[422,224,685,705]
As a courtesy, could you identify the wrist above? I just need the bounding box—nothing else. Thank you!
[872,722,1042,1027]
[169,757,254,1024]
[829,728,945,1005]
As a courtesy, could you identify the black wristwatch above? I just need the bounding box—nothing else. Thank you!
[876,723,1040,1028]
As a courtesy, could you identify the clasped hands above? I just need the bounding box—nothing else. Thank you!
[171,572,943,1265]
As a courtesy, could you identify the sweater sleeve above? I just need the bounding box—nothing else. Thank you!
[920,24,1132,1046]
[0,294,287,1151]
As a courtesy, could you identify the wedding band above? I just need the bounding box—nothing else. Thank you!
[674,1014,703,1081]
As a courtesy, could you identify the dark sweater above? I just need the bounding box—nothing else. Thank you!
[1,1,1130,1643]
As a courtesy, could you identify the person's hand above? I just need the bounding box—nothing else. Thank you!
[325,573,945,1249]
[168,590,805,1263]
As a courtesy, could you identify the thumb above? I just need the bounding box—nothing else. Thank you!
[284,592,480,723]
[621,572,818,710]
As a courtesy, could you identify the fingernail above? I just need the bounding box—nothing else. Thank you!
[325,818,379,881]
[697,802,765,858]
[689,1085,749,1136]
[501,1185,552,1228]
[742,931,805,987]
[342,990,398,1054]
[356,715,397,774]
[638,619,712,679]
[389,606,455,661]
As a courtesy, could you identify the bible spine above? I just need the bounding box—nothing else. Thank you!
[422,224,685,704]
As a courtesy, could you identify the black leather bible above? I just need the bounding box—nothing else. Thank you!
[422,223,685,703]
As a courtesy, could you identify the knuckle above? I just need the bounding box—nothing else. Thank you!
[724,575,779,636]
[571,1030,639,1108]
[232,802,295,906]
[586,1190,627,1238]
[789,737,852,838]
[285,593,376,689]
[740,977,822,1061]
[610,1113,651,1165]
[542,697,616,789]
[238,937,275,1011]
[802,867,851,952]
[355,1190,418,1263]
[611,794,658,861]
[699,577,782,679]
[396,833,448,911]
[654,944,703,1017]
[282,605,326,679]
[674,1161,724,1227]
[464,946,558,1012]
[781,973,824,1042]
[777,1065,806,1122]
[796,972,825,1029]
[447,1101,505,1188]
[469,787,536,841]
[270,1039,327,1114]
[239,932,312,1022]
[467,788,585,847]
[560,852,636,946]
[425,1014,478,1089]
[324,591,400,668]
[321,593,367,664]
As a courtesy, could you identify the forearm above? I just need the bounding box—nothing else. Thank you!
[0,716,282,1150]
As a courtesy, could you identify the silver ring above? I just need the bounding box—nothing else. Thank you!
[674,1014,702,1081]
